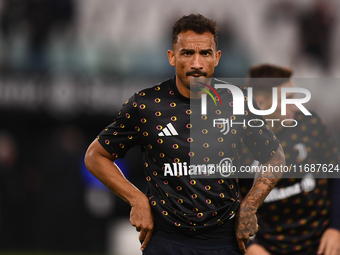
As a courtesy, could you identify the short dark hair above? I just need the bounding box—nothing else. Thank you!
[247,64,293,91]
[172,14,218,48]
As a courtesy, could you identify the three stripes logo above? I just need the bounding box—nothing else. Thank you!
[158,123,178,136]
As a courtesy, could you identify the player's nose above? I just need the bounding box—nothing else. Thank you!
[191,54,203,69]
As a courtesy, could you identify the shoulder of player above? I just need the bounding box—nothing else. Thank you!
[133,78,173,100]
[295,111,325,126]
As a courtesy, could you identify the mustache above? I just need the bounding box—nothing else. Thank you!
[186,70,207,77]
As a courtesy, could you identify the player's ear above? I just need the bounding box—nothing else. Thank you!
[214,50,221,67]
[168,50,175,66]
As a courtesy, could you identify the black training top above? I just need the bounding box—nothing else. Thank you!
[240,112,340,254]
[97,77,280,238]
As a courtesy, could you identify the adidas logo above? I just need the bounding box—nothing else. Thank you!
[158,123,179,136]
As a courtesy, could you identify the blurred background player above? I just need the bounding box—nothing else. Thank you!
[239,64,340,255]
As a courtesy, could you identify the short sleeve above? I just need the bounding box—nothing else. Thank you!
[97,94,141,159]
[243,97,280,163]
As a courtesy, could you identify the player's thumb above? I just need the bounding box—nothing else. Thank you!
[237,239,246,254]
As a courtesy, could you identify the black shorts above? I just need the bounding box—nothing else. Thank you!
[142,230,242,255]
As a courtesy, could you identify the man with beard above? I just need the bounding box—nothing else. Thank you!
[85,15,285,255]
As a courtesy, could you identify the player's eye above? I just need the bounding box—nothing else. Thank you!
[183,51,192,56]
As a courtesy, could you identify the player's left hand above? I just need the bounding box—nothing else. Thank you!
[234,204,259,254]
[317,228,340,255]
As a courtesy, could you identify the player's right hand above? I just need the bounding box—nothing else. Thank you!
[129,194,154,251]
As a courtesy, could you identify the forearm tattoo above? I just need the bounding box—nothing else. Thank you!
[235,145,286,240]
[235,203,258,240]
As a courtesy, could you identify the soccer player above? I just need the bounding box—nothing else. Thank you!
[84,14,285,255]
[240,64,340,255]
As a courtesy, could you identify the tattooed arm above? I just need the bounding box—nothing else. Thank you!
[235,144,285,253]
